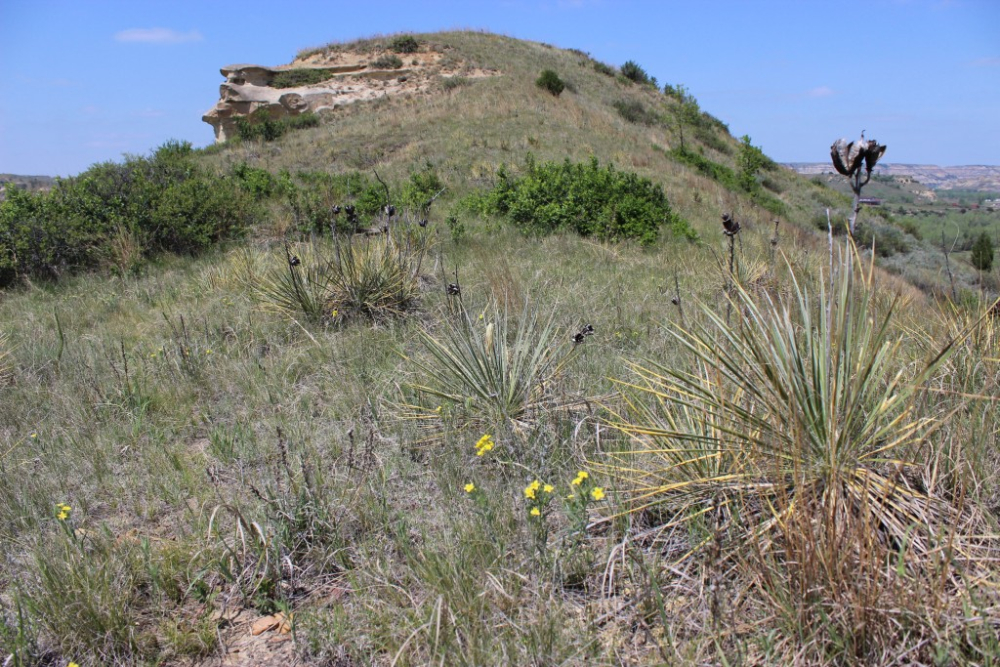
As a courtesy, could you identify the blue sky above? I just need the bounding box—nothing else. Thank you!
[2,0,997,176]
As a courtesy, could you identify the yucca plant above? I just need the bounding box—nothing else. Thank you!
[0,330,10,382]
[405,298,578,438]
[604,245,988,576]
[247,228,427,325]
[325,230,423,322]
[245,242,333,324]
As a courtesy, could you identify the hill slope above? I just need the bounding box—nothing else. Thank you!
[198,30,841,238]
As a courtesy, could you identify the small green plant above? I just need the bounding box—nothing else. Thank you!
[406,298,576,436]
[442,75,471,91]
[446,215,466,243]
[389,35,420,53]
[371,54,403,69]
[234,112,320,142]
[971,231,994,272]
[268,68,335,88]
[592,61,616,77]
[737,135,766,194]
[612,99,659,125]
[535,69,565,97]
[620,60,651,85]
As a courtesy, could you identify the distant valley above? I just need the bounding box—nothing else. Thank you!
[785,163,1000,192]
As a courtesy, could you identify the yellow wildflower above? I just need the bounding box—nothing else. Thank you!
[55,502,71,521]
[524,484,537,500]
[464,483,475,493]
[30,432,37,439]
[475,434,495,456]
[571,470,589,486]
[69,663,80,667]
[530,507,541,516]
[591,487,605,501]
[543,484,554,493]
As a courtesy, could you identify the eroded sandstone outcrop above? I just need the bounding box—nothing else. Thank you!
[202,42,496,142]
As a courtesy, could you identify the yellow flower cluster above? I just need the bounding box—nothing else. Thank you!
[475,434,495,456]
[55,502,71,521]
[571,470,589,486]
[524,479,541,499]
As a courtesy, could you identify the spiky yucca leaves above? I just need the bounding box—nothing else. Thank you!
[325,229,425,322]
[244,242,333,323]
[0,330,10,381]
[247,228,427,325]
[405,298,578,439]
[605,249,985,575]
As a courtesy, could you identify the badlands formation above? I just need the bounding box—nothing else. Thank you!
[202,40,496,142]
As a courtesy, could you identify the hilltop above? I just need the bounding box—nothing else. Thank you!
[196,31,834,237]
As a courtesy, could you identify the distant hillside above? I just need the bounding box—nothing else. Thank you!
[0,173,55,201]
[785,163,1000,192]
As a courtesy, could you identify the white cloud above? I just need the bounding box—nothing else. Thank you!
[807,86,834,98]
[114,28,203,44]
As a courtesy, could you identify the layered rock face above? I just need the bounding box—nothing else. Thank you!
[203,43,494,142]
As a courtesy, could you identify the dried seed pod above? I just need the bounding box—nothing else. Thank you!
[721,213,741,236]
[863,139,886,174]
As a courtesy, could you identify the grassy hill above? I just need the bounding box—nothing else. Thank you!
[3,31,1000,666]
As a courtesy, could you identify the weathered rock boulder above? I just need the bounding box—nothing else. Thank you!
[202,44,496,142]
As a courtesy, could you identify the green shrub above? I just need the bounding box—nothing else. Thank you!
[667,146,787,216]
[593,61,616,77]
[535,69,565,97]
[283,170,383,234]
[235,112,319,142]
[269,68,334,88]
[613,99,659,125]
[668,147,739,188]
[620,60,651,85]
[151,177,254,253]
[442,76,471,91]
[694,125,732,154]
[971,232,994,271]
[233,163,279,199]
[475,156,693,245]
[371,54,403,69]
[0,141,256,285]
[389,35,420,53]
[400,165,444,213]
